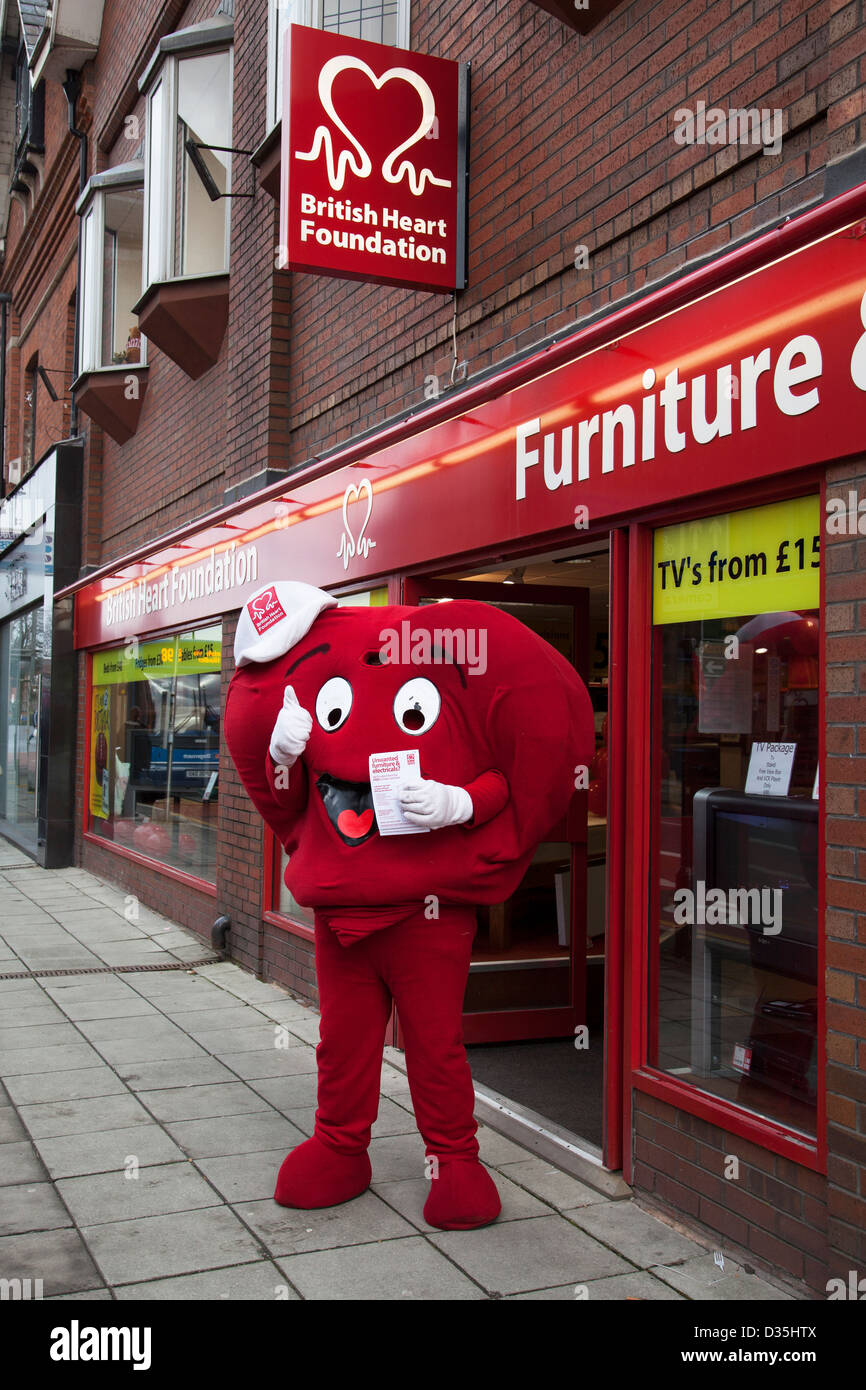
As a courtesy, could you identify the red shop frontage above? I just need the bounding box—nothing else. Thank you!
[61,185,866,1293]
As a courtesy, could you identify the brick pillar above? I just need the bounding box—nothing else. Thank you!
[824,457,866,1286]
[217,614,266,978]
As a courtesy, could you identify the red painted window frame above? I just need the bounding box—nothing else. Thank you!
[623,470,827,1181]
[82,630,218,900]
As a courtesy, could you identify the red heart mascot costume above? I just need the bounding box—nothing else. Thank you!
[225,581,594,1230]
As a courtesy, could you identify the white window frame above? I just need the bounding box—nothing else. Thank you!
[266,0,411,133]
[141,37,234,292]
[76,166,147,377]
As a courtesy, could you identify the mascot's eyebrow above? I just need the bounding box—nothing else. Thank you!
[431,645,468,689]
[286,642,331,676]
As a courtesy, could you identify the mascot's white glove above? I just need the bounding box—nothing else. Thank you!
[269,686,312,768]
[400,779,473,829]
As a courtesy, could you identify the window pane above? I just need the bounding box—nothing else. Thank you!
[177,51,231,275]
[321,1,401,44]
[146,79,167,284]
[79,206,100,373]
[89,628,222,884]
[101,188,144,366]
[649,502,820,1137]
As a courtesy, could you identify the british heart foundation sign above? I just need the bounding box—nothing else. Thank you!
[280,24,468,293]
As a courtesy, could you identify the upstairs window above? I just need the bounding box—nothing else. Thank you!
[77,167,146,374]
[141,25,234,286]
[267,0,410,132]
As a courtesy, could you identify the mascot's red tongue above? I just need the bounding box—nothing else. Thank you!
[338,808,374,838]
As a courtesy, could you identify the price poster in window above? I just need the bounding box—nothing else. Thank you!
[653,495,820,624]
[90,687,111,820]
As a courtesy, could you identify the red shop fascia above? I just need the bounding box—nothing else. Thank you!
[62,183,866,1184]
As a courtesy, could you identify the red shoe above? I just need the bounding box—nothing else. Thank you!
[274,1135,372,1209]
[423,1158,501,1230]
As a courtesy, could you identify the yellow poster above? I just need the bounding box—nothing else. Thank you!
[92,628,220,686]
[653,496,820,625]
[90,686,111,819]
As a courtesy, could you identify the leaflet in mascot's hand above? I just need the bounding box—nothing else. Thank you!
[368,749,429,835]
[225,580,595,1232]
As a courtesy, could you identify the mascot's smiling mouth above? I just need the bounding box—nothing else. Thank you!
[316,773,377,846]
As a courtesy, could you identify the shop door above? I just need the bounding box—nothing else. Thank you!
[402,576,590,1044]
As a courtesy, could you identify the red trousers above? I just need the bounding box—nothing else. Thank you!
[312,905,479,1163]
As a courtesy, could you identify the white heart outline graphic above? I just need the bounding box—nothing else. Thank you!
[295,55,453,196]
[337,478,377,570]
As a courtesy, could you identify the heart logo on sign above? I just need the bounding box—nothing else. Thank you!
[337,477,377,570]
[295,55,453,196]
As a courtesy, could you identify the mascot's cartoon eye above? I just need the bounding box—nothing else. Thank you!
[393,678,441,735]
[315,677,353,731]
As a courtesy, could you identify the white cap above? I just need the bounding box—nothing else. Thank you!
[234,581,337,667]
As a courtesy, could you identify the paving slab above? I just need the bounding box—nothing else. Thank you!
[234,1188,416,1257]
[56,1160,220,1226]
[563,1199,709,1267]
[137,1082,273,1123]
[3,1067,128,1106]
[0,1105,29,1142]
[0,1227,103,1296]
[276,1235,488,1300]
[368,1131,428,1182]
[56,996,162,1022]
[50,1288,113,1300]
[17,1093,155,1140]
[188,1024,297,1055]
[212,1048,317,1080]
[429,1213,632,1296]
[114,1262,299,1300]
[115,1057,238,1091]
[510,1270,687,1300]
[164,1111,307,1160]
[166,1006,273,1034]
[81,1206,265,1285]
[0,1042,108,1076]
[649,1254,796,1301]
[245,1073,318,1113]
[195,1149,290,1204]
[496,1157,611,1211]
[0,1182,73,1235]
[34,1123,186,1179]
[88,1033,209,1066]
[0,1025,112,1056]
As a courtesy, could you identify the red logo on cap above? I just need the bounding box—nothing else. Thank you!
[248,587,287,637]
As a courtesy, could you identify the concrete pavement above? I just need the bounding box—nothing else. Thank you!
[0,841,800,1301]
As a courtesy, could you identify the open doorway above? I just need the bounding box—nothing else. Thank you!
[404,538,612,1153]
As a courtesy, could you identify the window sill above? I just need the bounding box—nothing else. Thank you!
[632,1066,823,1173]
[528,0,625,34]
[132,273,230,380]
[73,366,149,444]
[83,830,217,897]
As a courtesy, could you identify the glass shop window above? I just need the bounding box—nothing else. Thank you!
[648,497,820,1138]
[89,628,221,884]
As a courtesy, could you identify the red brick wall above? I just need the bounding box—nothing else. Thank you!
[634,1092,829,1292]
